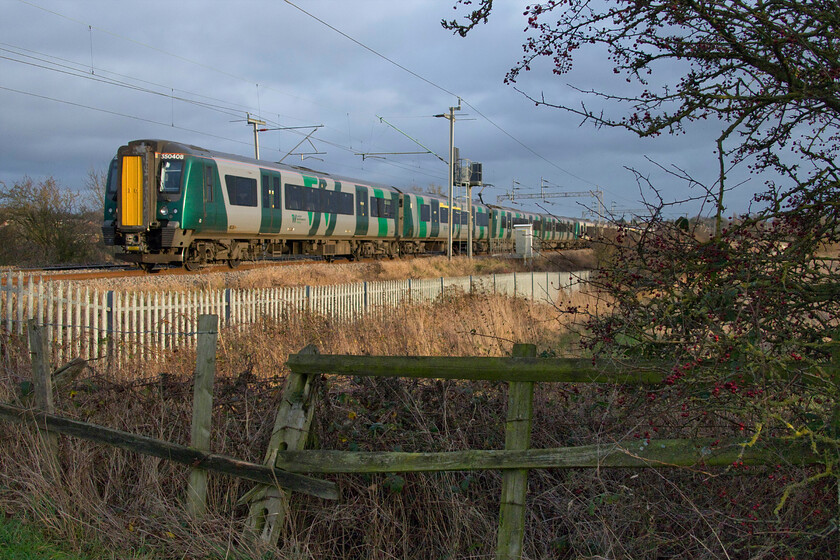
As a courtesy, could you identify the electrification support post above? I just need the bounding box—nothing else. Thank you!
[447,105,456,260]
[436,102,460,260]
[247,113,266,160]
[467,184,473,259]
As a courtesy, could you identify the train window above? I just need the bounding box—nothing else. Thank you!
[159,160,183,193]
[106,157,118,200]
[420,204,430,222]
[476,212,489,227]
[452,209,460,225]
[304,188,317,212]
[286,184,354,214]
[204,166,214,202]
[285,184,301,210]
[225,175,257,207]
[440,207,448,224]
[273,177,281,209]
[461,212,468,225]
[370,197,396,218]
[337,191,353,214]
[319,189,330,212]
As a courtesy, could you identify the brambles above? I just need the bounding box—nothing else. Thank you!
[446,4,840,549]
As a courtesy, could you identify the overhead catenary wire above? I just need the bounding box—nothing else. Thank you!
[0,46,445,183]
[0,85,253,149]
[14,0,323,110]
[9,0,606,203]
[6,0,552,194]
[283,0,604,191]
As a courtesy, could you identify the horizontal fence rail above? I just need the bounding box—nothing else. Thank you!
[280,345,825,560]
[0,269,589,364]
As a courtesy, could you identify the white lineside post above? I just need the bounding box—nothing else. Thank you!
[186,314,219,518]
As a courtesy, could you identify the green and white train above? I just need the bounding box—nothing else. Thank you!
[102,139,589,270]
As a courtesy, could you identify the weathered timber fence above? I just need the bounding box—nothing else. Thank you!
[0,316,338,513]
[261,345,823,560]
[0,269,589,365]
[0,319,826,559]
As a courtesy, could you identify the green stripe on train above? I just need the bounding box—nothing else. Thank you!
[304,176,320,236]
[373,188,387,237]
[324,180,341,236]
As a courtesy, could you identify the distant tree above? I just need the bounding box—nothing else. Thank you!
[409,183,448,197]
[83,166,108,214]
[81,167,117,262]
[0,176,98,265]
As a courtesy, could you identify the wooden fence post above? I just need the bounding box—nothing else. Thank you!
[496,343,536,560]
[186,314,219,518]
[27,319,59,473]
[241,344,321,548]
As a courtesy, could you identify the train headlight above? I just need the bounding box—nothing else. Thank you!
[159,206,169,216]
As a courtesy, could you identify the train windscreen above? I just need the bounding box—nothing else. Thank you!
[159,159,183,194]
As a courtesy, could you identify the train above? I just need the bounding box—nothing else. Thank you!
[102,139,590,270]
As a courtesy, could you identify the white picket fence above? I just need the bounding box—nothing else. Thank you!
[0,269,590,365]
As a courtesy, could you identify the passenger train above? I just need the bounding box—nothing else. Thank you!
[102,139,589,270]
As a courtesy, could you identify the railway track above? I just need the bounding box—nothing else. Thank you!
[3,259,310,283]
[1,253,444,284]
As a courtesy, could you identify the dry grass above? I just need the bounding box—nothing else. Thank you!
[82,251,597,293]
[0,289,834,559]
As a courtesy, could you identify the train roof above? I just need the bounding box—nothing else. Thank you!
[121,140,582,221]
[127,139,404,194]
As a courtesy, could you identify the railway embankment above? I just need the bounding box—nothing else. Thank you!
[72,251,597,292]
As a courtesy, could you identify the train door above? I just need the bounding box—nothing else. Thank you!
[259,173,269,233]
[200,162,223,231]
[260,171,282,234]
[398,194,410,238]
[120,154,144,227]
[489,208,500,240]
[354,185,369,236]
[430,199,440,237]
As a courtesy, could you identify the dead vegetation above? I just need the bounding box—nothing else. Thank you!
[0,273,833,558]
[80,251,597,293]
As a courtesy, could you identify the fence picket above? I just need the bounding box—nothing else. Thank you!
[0,270,589,364]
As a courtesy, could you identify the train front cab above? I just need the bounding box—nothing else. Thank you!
[103,142,159,261]
[103,140,199,269]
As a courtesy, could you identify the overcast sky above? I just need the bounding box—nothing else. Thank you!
[1,0,765,219]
